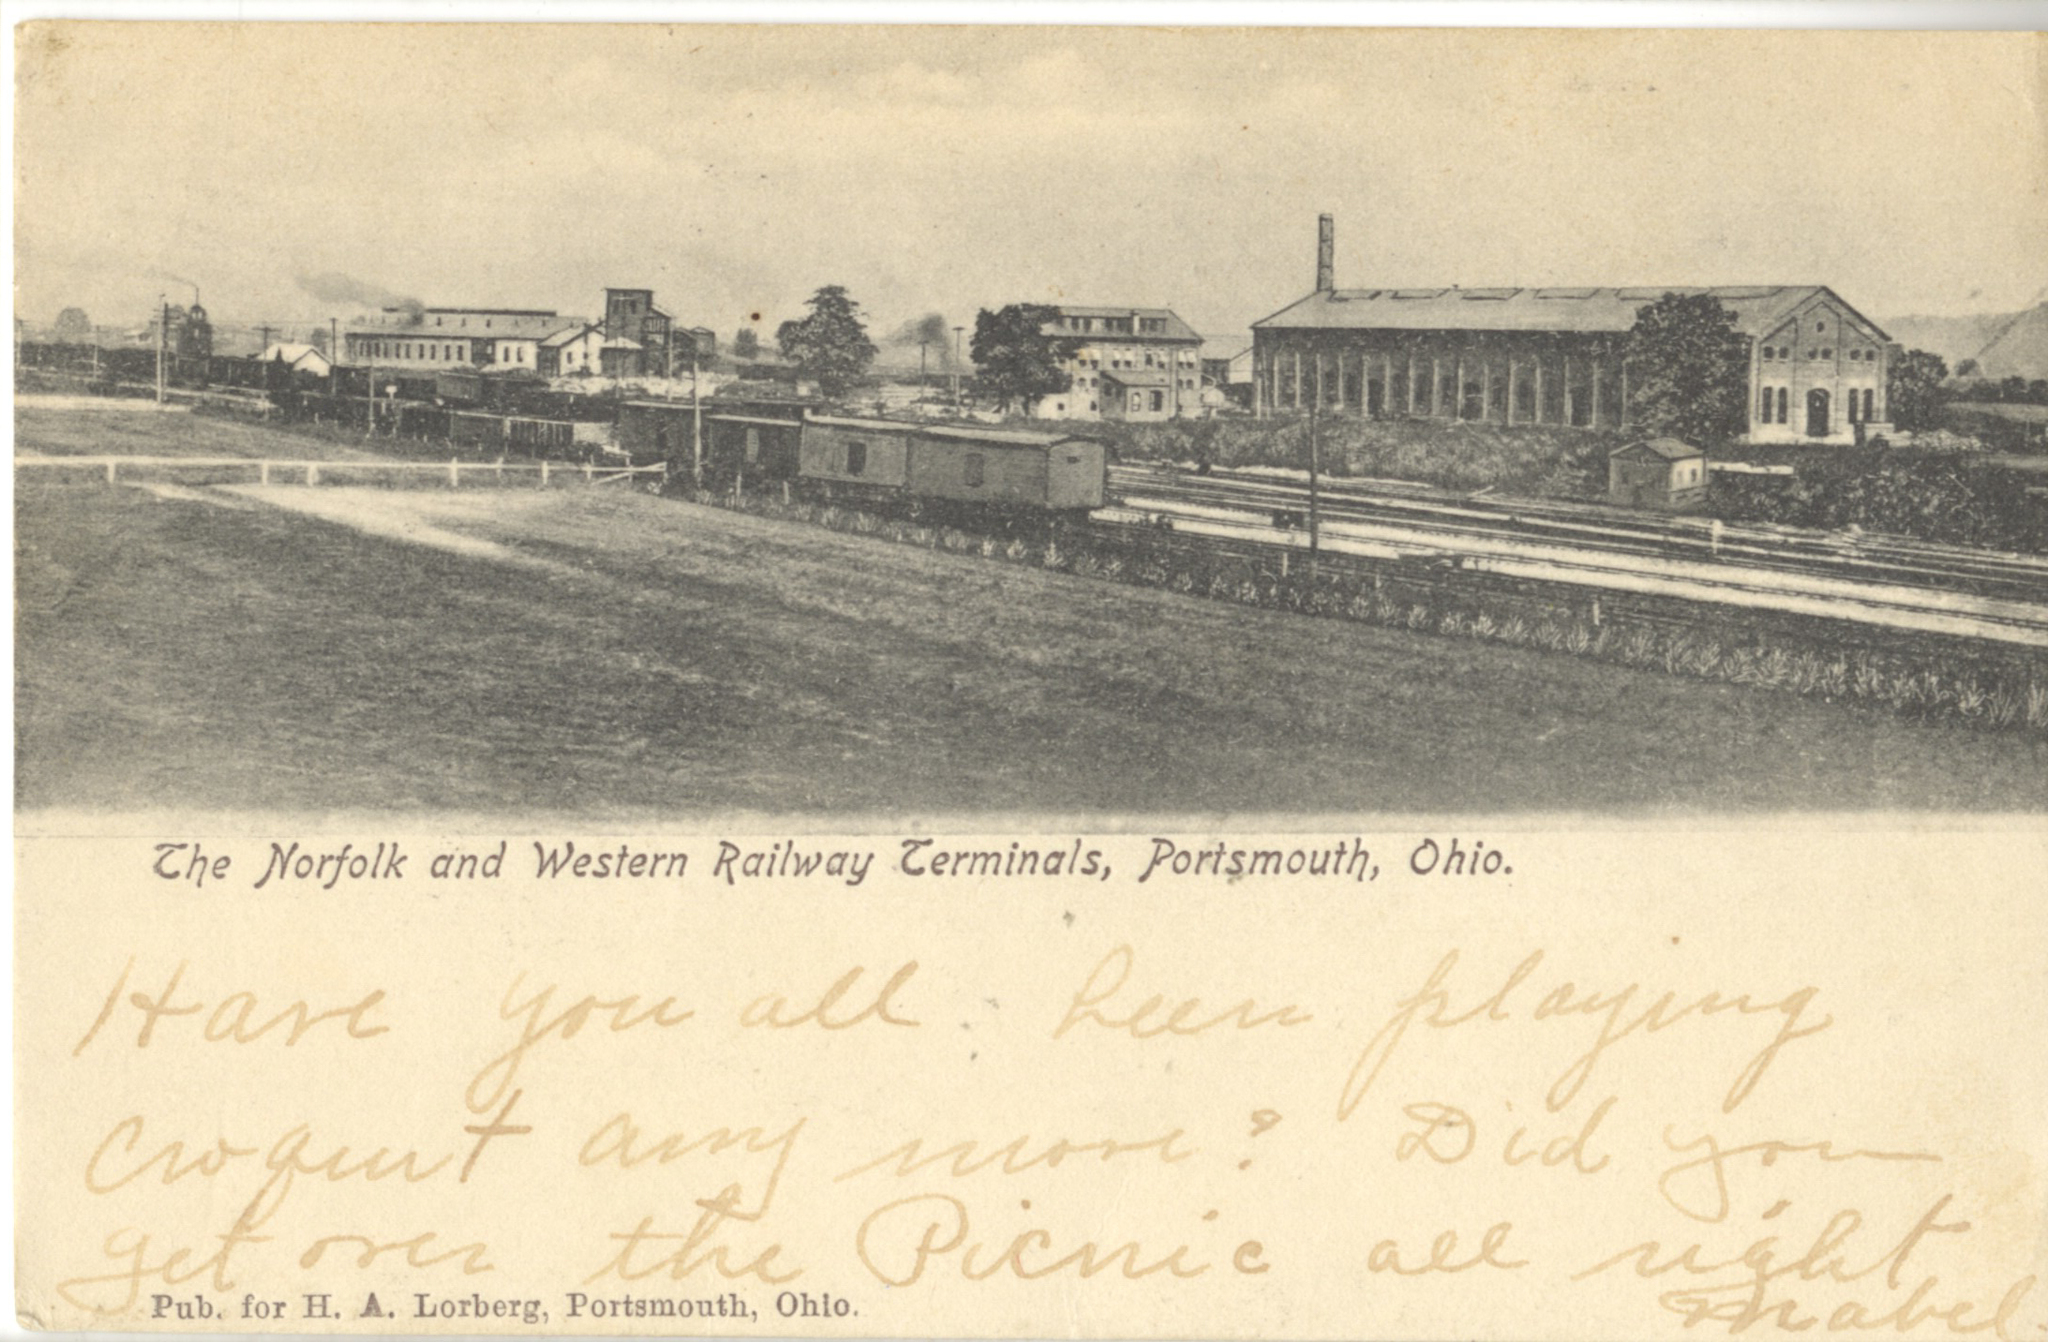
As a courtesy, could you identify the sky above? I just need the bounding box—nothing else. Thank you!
[11,23,2046,343]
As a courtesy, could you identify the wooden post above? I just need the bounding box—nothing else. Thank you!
[105,459,117,485]
[1481,352,1492,422]
[449,459,460,488]
[583,462,593,483]
[259,461,270,485]
[307,463,320,486]
[541,459,550,487]
[1590,357,1603,430]
[1535,354,1545,424]
[1564,354,1574,426]
[1292,348,1303,410]
[1406,348,1418,415]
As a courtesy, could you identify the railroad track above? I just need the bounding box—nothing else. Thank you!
[1108,464,2048,600]
[1094,464,2048,654]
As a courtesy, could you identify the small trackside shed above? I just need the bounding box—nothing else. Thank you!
[1609,437,1707,510]
[801,415,1108,510]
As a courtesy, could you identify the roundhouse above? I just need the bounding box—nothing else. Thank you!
[1251,216,1894,446]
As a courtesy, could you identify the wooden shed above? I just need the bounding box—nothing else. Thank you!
[1609,437,1707,510]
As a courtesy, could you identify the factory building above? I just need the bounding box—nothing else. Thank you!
[1251,216,1892,445]
[343,308,587,372]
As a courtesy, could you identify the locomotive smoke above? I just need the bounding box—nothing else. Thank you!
[886,312,957,369]
[296,271,424,320]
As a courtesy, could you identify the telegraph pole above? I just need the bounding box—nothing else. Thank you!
[1308,399,1322,582]
[155,295,167,405]
[919,341,928,403]
[691,335,703,489]
[952,325,965,410]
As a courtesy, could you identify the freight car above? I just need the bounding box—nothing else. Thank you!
[797,415,1107,513]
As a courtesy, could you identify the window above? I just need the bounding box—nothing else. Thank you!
[1761,385,1774,421]
[745,428,760,464]
[845,441,867,476]
[1762,346,1774,361]
[1150,390,1165,412]
[1808,349,1818,360]
[964,453,985,487]
[1863,389,1875,421]
[1822,348,1832,360]
[1777,387,1789,422]
[1816,321,1826,333]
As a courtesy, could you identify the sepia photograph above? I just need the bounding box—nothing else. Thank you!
[12,21,2048,818]
[10,15,2048,1342]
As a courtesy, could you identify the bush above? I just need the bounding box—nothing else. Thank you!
[1096,414,1620,499]
[1709,447,2048,552]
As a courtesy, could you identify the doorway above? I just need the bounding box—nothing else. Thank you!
[1806,388,1830,438]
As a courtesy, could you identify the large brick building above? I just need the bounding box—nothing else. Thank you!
[1251,217,1893,445]
[1027,305,1203,421]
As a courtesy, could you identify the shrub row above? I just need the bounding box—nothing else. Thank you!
[688,487,2048,735]
[1090,415,1620,499]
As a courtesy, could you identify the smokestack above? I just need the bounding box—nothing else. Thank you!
[1316,214,1335,293]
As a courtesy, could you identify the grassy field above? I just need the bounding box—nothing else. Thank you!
[15,407,2048,816]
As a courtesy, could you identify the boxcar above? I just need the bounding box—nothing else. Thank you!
[799,415,1105,512]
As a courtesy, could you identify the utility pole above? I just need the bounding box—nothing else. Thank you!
[952,325,965,410]
[691,336,703,489]
[1308,399,1322,582]
[919,341,928,403]
[331,317,339,368]
[257,324,273,353]
[155,295,167,405]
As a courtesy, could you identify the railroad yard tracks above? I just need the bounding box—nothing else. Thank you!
[1096,464,2048,653]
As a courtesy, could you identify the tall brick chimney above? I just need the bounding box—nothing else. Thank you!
[1316,214,1335,292]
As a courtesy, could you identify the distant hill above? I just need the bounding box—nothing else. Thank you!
[1883,303,2048,380]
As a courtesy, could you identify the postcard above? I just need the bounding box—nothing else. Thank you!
[12,19,2047,1339]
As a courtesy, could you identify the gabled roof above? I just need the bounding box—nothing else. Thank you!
[1253,285,1889,343]
[260,342,326,365]
[1613,437,1705,461]
[539,323,601,347]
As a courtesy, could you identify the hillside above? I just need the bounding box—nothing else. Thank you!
[1884,303,2048,379]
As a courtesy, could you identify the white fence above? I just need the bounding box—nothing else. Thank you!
[15,455,668,488]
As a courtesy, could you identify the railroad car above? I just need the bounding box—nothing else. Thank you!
[798,415,1107,513]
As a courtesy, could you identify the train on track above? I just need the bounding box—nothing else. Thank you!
[621,401,1110,516]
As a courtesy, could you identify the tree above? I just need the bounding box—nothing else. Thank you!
[733,327,760,359]
[54,307,90,341]
[776,285,877,396]
[970,305,1073,414]
[1888,349,1949,429]
[1624,293,1750,444]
